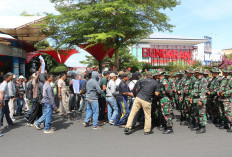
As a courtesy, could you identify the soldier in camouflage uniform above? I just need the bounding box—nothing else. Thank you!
[190,68,208,134]
[174,70,184,111]
[155,69,173,134]
[179,68,195,126]
[206,68,220,124]
[217,68,232,132]
[203,70,210,82]
[164,72,175,119]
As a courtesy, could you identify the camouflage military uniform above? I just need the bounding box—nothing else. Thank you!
[180,68,195,122]
[218,73,232,126]
[206,68,220,121]
[191,69,208,128]
[159,77,173,128]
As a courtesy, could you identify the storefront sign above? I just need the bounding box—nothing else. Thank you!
[142,48,191,60]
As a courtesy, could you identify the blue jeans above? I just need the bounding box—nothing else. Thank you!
[106,97,118,122]
[85,100,99,127]
[16,98,24,115]
[79,96,87,112]
[35,103,53,130]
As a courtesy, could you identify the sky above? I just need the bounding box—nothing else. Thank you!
[0,0,232,67]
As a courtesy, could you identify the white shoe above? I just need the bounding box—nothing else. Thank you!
[11,118,16,122]
[44,130,55,134]
[27,123,33,127]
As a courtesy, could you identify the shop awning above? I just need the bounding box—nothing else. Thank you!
[0,16,47,43]
[79,43,115,62]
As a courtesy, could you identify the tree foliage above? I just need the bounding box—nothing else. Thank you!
[44,0,179,69]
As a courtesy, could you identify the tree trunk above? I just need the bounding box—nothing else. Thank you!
[114,49,119,70]
[99,61,102,74]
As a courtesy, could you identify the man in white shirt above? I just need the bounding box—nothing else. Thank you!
[0,73,14,137]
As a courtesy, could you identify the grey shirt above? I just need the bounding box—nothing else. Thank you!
[106,79,117,97]
[41,82,55,106]
[0,81,9,101]
[8,81,16,98]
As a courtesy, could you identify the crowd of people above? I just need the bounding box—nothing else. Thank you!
[0,56,232,136]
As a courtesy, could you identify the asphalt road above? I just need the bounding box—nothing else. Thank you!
[0,111,231,157]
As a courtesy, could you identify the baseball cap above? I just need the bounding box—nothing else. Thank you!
[109,73,117,78]
[19,75,25,79]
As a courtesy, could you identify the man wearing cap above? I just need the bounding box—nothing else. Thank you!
[156,69,174,134]
[190,68,208,134]
[116,71,124,88]
[0,73,15,136]
[99,71,111,122]
[15,75,25,116]
[206,67,221,126]
[217,68,232,132]
[174,70,184,110]
[124,71,159,135]
[106,73,118,125]
[117,73,133,127]
[179,68,195,126]
[7,73,17,121]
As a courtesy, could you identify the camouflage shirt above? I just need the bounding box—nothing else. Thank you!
[207,76,220,96]
[191,76,208,103]
[219,76,232,101]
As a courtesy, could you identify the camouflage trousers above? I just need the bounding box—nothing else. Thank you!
[160,97,173,127]
[180,99,191,120]
[192,101,207,127]
[219,101,232,124]
[206,97,220,119]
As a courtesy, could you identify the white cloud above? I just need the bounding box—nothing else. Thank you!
[0,0,58,16]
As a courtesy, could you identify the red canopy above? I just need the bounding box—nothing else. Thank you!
[38,49,80,64]
[26,49,80,64]
[79,43,114,61]
[26,52,42,64]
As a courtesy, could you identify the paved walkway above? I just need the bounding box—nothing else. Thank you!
[0,111,231,157]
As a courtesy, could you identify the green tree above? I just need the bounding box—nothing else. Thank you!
[45,0,180,70]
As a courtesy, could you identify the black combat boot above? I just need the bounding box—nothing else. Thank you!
[162,127,174,134]
[157,125,165,131]
[219,121,227,129]
[196,126,206,134]
[215,119,221,127]
[227,124,232,133]
[191,120,199,131]
[188,118,194,129]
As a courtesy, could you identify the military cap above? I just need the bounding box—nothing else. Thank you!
[185,67,194,73]
[176,70,184,75]
[164,71,170,76]
[146,71,153,77]
[153,70,159,76]
[210,67,220,73]
[203,69,210,75]
[194,67,204,73]
[156,69,165,75]
[221,67,231,73]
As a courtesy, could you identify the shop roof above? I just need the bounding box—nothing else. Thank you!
[0,16,47,43]
[140,33,208,45]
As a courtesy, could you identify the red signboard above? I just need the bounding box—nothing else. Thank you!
[142,48,191,60]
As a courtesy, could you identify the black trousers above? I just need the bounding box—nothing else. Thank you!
[98,96,106,121]
[1,100,13,125]
[28,99,42,124]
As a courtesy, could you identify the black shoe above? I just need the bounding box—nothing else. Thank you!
[227,124,232,133]
[196,126,206,134]
[144,131,154,135]
[180,121,188,126]
[124,127,131,134]
[84,122,90,127]
[192,125,200,131]
[162,127,174,134]
[157,126,165,131]
[219,121,226,129]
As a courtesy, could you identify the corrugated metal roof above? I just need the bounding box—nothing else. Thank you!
[0,16,45,29]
